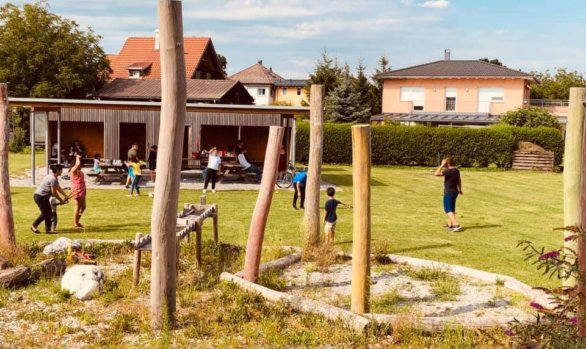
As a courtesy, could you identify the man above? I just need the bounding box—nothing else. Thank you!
[237,148,261,181]
[125,143,140,188]
[434,157,463,232]
[235,140,244,155]
[292,169,307,210]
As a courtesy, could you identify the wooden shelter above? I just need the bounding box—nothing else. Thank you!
[9,98,306,184]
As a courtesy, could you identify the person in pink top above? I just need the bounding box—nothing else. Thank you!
[69,154,87,228]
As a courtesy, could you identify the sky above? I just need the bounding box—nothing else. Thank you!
[8,0,586,79]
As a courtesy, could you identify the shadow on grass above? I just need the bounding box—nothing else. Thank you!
[460,224,502,232]
[390,243,453,254]
[322,174,387,187]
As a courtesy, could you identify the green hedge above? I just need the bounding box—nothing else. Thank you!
[295,123,564,167]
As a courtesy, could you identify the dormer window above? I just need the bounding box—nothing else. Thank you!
[127,62,152,79]
[129,70,142,79]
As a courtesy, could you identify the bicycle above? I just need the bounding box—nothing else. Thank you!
[276,161,297,188]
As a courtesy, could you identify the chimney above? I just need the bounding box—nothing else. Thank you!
[258,60,263,65]
[269,67,272,73]
[154,29,160,50]
[444,49,451,61]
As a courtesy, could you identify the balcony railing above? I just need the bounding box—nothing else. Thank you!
[524,99,569,107]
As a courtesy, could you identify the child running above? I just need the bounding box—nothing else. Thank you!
[128,156,144,196]
[434,157,463,232]
[323,187,352,244]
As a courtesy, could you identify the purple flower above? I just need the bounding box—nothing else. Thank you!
[530,302,544,310]
[504,329,515,337]
[568,317,577,325]
[539,251,560,260]
[564,235,577,242]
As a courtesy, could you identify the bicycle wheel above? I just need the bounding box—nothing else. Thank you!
[276,171,293,188]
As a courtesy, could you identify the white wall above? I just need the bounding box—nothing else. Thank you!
[244,85,273,105]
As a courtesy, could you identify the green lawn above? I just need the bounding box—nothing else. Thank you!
[10,165,562,287]
[9,152,35,175]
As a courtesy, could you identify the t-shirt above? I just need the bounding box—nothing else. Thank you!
[207,155,222,170]
[325,199,339,223]
[35,174,59,197]
[127,148,138,160]
[93,159,101,172]
[129,162,142,176]
[49,196,60,212]
[443,168,461,195]
[237,153,252,169]
[293,172,307,187]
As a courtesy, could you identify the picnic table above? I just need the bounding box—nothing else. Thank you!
[100,163,126,173]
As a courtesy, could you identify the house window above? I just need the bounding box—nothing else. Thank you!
[206,72,212,79]
[129,70,142,79]
[478,88,504,113]
[400,87,425,111]
[282,88,287,95]
[297,88,301,96]
[258,88,266,96]
[445,88,457,111]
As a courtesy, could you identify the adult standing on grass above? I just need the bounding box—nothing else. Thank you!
[434,157,463,232]
[69,154,87,228]
[148,144,158,183]
[292,169,307,210]
[31,164,68,234]
[203,147,221,193]
[125,143,139,188]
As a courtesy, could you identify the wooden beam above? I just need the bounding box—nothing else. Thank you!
[133,233,143,286]
[0,84,16,250]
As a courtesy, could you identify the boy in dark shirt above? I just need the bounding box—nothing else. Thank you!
[324,187,352,244]
[434,157,463,232]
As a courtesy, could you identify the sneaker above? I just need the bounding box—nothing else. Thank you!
[443,224,453,230]
[292,205,298,210]
[30,226,40,234]
[212,189,216,193]
[203,189,207,193]
[451,225,462,232]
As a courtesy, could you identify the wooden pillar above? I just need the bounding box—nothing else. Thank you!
[565,87,586,287]
[133,233,143,286]
[0,84,16,250]
[303,85,324,249]
[150,0,187,331]
[199,195,206,205]
[578,89,586,337]
[57,112,61,164]
[243,126,285,282]
[350,125,371,314]
[30,110,36,186]
[195,223,202,270]
[212,204,219,244]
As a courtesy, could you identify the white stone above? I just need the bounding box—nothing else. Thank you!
[61,265,105,300]
[43,237,81,255]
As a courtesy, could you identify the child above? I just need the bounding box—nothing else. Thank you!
[69,154,87,229]
[49,195,65,231]
[128,156,144,196]
[92,153,105,182]
[292,169,307,210]
[323,187,352,244]
[434,157,463,232]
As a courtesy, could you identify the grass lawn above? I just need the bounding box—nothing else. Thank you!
[9,152,36,175]
[10,165,562,287]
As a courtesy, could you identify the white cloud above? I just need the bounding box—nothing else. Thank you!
[418,0,449,9]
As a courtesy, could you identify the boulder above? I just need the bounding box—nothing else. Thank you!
[0,266,31,288]
[61,265,105,300]
[43,237,82,255]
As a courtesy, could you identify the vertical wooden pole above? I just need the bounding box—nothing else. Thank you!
[212,204,219,244]
[150,0,186,331]
[133,233,143,286]
[351,125,371,314]
[30,110,35,186]
[200,195,206,206]
[243,126,285,282]
[565,87,586,287]
[195,223,202,270]
[303,85,324,249]
[577,89,586,337]
[0,84,16,250]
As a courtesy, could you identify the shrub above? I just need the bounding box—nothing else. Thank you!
[9,127,27,152]
[499,106,560,129]
[296,123,564,167]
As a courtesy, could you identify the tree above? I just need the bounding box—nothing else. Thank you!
[0,2,110,98]
[480,58,504,66]
[499,106,560,129]
[530,68,586,100]
[305,51,342,101]
[217,53,228,76]
[325,69,371,123]
[371,55,391,115]
[353,61,374,118]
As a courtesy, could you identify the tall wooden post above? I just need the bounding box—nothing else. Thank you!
[0,84,15,250]
[243,126,285,282]
[133,233,143,286]
[578,90,586,337]
[150,0,187,331]
[565,87,586,287]
[350,125,371,314]
[303,85,324,249]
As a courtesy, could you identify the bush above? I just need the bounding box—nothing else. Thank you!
[499,106,560,129]
[295,123,564,167]
[9,127,27,152]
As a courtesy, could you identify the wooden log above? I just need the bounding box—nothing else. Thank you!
[0,84,15,250]
[0,266,31,288]
[133,233,143,286]
[243,126,285,282]
[220,272,370,332]
[303,85,325,249]
[212,204,219,244]
[351,125,371,314]
[200,195,206,205]
[565,87,586,289]
[195,223,202,270]
[31,258,66,280]
[0,255,8,270]
[236,253,302,278]
[150,0,187,330]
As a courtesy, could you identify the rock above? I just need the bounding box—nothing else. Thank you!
[61,265,105,300]
[32,258,67,280]
[0,266,31,288]
[43,237,82,255]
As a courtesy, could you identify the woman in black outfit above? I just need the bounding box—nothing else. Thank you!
[31,164,68,234]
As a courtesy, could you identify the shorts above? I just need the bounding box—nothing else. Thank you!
[325,221,336,234]
[443,193,458,213]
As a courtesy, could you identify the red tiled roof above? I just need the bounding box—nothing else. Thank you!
[127,62,152,71]
[374,60,536,81]
[229,62,284,85]
[96,78,251,102]
[107,37,211,80]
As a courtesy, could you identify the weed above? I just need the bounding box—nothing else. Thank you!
[495,277,506,286]
[257,268,286,291]
[302,244,338,271]
[431,276,461,301]
[0,287,9,307]
[371,289,412,313]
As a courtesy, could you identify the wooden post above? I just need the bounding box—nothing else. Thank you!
[578,89,586,337]
[0,84,15,251]
[303,85,324,249]
[30,110,35,186]
[565,87,586,287]
[200,195,206,205]
[150,0,187,331]
[243,126,285,282]
[133,233,143,286]
[195,223,202,270]
[212,204,219,244]
[350,125,371,314]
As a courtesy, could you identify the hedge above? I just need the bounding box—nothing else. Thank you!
[295,123,564,167]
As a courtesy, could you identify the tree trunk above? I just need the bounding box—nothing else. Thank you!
[243,126,285,282]
[350,125,371,314]
[566,87,586,288]
[0,84,15,251]
[150,0,187,331]
[578,88,586,337]
[0,255,8,270]
[303,85,324,249]
[0,266,31,288]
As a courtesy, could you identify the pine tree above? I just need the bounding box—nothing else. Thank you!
[354,61,373,116]
[325,69,371,123]
[371,55,391,115]
[305,50,342,100]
